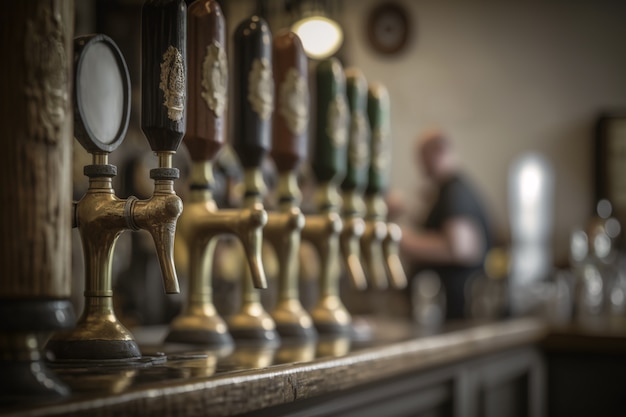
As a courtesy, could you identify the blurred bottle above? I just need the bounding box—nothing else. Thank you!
[467,247,509,320]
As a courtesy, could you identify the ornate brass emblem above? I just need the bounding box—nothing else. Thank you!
[247,58,274,121]
[349,112,369,168]
[371,128,390,171]
[279,68,308,135]
[326,94,348,148]
[160,45,185,122]
[201,41,228,118]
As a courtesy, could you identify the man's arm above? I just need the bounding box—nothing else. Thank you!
[400,217,486,266]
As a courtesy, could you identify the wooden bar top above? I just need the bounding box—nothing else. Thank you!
[2,317,548,417]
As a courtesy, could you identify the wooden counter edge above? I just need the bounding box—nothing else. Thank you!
[3,318,547,417]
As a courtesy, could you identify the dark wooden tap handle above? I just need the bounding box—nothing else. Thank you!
[141,0,187,153]
[232,15,273,168]
[366,82,391,195]
[341,68,370,192]
[312,58,348,184]
[184,0,227,162]
[271,31,308,173]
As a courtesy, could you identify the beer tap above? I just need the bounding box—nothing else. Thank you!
[364,83,407,290]
[265,31,315,339]
[165,0,268,347]
[227,15,277,343]
[47,0,187,361]
[301,58,363,335]
[340,68,372,291]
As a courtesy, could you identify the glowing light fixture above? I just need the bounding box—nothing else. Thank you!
[292,15,343,59]
[288,0,343,59]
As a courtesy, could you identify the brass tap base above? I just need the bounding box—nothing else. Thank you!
[311,296,352,335]
[227,303,280,345]
[165,314,234,347]
[46,339,141,361]
[272,300,317,340]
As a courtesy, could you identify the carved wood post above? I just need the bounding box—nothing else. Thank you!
[0,0,75,401]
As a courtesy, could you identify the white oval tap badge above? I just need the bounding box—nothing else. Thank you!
[279,67,309,135]
[248,58,274,120]
[349,111,369,169]
[159,45,185,122]
[327,94,348,148]
[201,41,228,118]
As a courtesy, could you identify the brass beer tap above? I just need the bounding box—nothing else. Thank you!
[301,58,364,335]
[341,68,388,291]
[48,0,187,361]
[265,31,316,340]
[165,0,268,347]
[227,15,277,343]
[365,83,407,290]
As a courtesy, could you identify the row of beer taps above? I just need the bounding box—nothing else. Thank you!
[47,0,407,362]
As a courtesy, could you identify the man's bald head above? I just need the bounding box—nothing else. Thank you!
[416,129,458,182]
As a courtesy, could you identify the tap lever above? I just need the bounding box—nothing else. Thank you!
[141,0,187,153]
[185,0,228,162]
[272,30,309,173]
[233,15,273,169]
[312,58,349,187]
[342,68,370,195]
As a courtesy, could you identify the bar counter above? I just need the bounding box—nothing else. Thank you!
[2,317,549,417]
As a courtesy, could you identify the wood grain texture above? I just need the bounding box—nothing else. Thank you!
[4,319,548,417]
[0,0,74,298]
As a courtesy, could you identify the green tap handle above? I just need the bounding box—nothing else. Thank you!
[141,0,187,153]
[341,68,370,192]
[271,31,309,173]
[312,58,349,184]
[184,0,228,162]
[365,82,391,195]
[232,15,273,169]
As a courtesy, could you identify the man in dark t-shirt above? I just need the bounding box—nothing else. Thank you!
[400,130,492,319]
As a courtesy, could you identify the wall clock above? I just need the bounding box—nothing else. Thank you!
[366,2,412,55]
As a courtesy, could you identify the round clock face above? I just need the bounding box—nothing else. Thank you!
[367,2,411,55]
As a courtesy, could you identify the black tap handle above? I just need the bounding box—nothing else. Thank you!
[141,0,187,153]
[232,15,273,168]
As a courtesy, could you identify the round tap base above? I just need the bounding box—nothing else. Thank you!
[272,300,317,340]
[46,339,141,361]
[165,313,233,347]
[228,303,280,345]
[165,329,233,347]
[311,296,352,336]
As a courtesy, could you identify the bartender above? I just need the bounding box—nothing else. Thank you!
[400,129,493,319]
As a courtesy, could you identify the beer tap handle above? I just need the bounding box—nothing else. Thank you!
[271,31,308,175]
[365,83,390,197]
[312,58,349,188]
[141,0,187,155]
[233,15,273,170]
[342,68,370,195]
[185,0,228,163]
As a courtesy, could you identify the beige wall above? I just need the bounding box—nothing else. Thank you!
[338,0,626,262]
